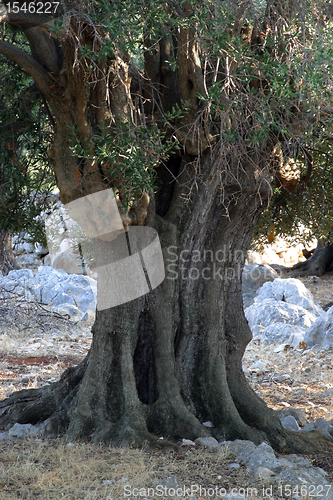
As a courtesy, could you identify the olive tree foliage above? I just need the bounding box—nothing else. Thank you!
[247,4,333,249]
[0,40,56,274]
[252,118,333,273]
[253,135,333,247]
[0,0,333,452]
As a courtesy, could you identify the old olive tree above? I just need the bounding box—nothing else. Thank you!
[0,0,333,453]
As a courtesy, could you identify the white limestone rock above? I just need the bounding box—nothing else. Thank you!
[301,417,333,438]
[240,442,281,473]
[43,254,51,266]
[182,439,196,446]
[14,241,35,255]
[34,242,48,255]
[245,299,316,346]
[245,278,322,346]
[242,264,279,308]
[16,254,41,268]
[280,415,301,431]
[278,408,308,427]
[255,467,275,478]
[303,306,333,349]
[255,278,321,313]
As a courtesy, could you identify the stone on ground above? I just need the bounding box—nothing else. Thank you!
[244,278,323,346]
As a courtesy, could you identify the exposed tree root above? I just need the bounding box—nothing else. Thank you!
[0,376,332,457]
[0,358,87,430]
[290,242,333,276]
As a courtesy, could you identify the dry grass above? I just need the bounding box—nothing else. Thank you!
[0,435,332,500]
[0,439,268,500]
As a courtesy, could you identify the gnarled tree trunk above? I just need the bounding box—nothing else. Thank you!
[0,148,331,454]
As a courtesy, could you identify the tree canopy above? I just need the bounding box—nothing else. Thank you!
[1,1,333,242]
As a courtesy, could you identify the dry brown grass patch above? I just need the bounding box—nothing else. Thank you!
[0,437,272,500]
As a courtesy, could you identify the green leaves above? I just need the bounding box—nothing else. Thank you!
[68,120,178,211]
[0,54,56,245]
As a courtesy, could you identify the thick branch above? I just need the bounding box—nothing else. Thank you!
[176,1,208,155]
[0,8,56,29]
[24,27,60,73]
[232,0,250,37]
[0,40,52,92]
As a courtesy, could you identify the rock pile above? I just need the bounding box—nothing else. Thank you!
[304,305,333,349]
[160,437,333,499]
[243,267,324,347]
[0,266,96,322]
[242,264,280,308]
[12,233,48,268]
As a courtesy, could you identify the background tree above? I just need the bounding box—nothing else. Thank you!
[0,0,332,453]
[0,40,56,274]
[253,131,333,275]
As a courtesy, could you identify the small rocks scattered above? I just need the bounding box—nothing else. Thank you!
[0,248,332,497]
[202,420,214,428]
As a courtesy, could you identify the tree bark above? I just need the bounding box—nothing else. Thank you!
[0,230,19,275]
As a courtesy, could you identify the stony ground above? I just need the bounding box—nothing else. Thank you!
[0,271,332,499]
